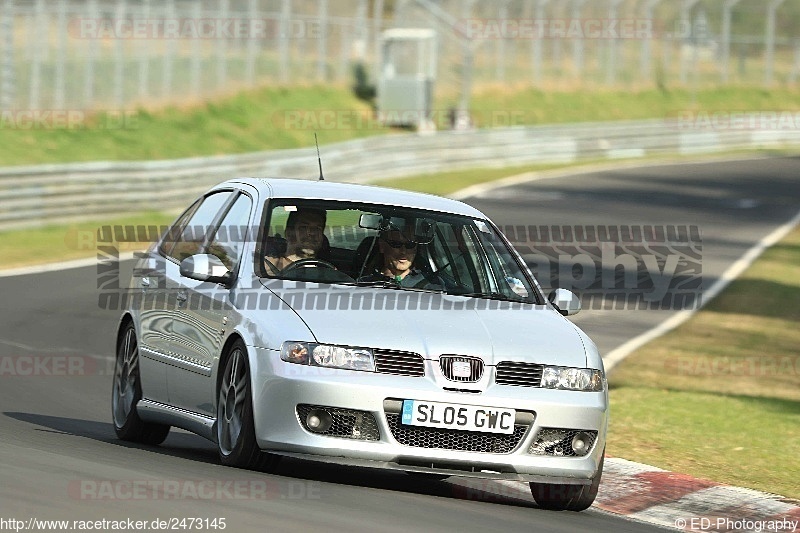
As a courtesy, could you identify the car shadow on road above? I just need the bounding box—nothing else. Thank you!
[4,411,219,464]
[274,456,537,509]
[4,411,537,510]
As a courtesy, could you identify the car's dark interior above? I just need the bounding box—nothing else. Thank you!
[262,232,442,285]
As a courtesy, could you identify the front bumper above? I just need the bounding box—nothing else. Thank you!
[251,348,608,484]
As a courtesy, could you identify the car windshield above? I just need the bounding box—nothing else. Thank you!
[259,199,542,303]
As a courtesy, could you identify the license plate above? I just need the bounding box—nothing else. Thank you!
[401,400,515,435]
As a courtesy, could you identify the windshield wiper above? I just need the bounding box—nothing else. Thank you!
[454,291,525,302]
[342,280,444,294]
[344,280,397,288]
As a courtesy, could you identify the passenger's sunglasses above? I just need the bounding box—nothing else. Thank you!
[382,238,417,250]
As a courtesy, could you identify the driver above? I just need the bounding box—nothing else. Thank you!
[264,207,327,275]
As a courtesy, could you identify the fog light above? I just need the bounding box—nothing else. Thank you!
[306,410,332,433]
[571,432,593,456]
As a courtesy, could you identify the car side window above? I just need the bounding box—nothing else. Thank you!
[207,194,252,271]
[165,192,232,263]
[159,199,201,258]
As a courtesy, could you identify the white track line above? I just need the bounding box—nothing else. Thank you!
[603,207,800,371]
[0,251,139,278]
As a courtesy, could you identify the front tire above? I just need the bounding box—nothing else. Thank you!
[530,451,604,511]
[112,324,170,445]
[216,340,279,472]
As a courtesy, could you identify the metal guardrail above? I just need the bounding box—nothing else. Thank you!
[1,119,799,230]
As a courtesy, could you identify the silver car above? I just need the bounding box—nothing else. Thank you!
[112,178,608,511]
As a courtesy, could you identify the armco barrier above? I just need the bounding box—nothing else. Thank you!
[1,119,799,230]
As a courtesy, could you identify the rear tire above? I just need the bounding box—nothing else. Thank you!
[216,340,279,472]
[112,324,170,445]
[530,451,604,511]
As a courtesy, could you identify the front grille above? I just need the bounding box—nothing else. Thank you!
[296,404,380,441]
[374,349,425,377]
[439,355,484,382]
[495,361,544,387]
[528,428,598,456]
[385,413,528,454]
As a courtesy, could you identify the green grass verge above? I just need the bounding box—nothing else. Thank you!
[608,227,800,499]
[2,85,799,167]
[0,86,380,167]
[608,387,799,499]
[463,86,800,127]
[0,212,178,269]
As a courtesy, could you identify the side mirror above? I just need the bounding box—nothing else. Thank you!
[180,254,231,285]
[548,289,581,316]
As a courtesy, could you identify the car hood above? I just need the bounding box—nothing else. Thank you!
[262,284,588,367]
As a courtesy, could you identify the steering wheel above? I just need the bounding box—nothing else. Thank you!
[280,258,337,274]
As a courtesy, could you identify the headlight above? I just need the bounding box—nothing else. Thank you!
[280,341,375,372]
[541,366,604,391]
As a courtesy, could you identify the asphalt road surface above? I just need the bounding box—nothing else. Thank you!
[1,156,797,532]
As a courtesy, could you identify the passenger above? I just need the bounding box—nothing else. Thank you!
[265,207,327,274]
[360,226,442,289]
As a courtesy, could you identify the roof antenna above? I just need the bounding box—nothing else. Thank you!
[314,133,324,181]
